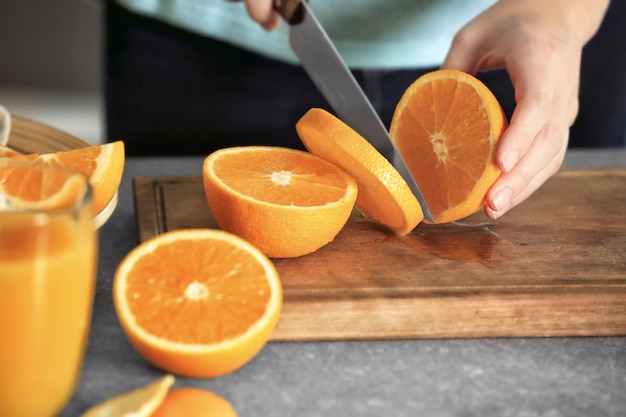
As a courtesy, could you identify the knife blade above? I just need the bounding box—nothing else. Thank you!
[278,0,434,222]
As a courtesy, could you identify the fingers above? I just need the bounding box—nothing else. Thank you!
[495,89,550,174]
[441,0,591,220]
[244,0,281,31]
[483,45,576,219]
[485,124,568,219]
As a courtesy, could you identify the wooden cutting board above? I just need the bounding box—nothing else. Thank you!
[133,169,626,341]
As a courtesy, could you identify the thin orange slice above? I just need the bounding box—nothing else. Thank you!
[203,146,358,258]
[113,229,283,378]
[152,387,238,417]
[1,141,125,213]
[390,69,508,223]
[296,108,423,236]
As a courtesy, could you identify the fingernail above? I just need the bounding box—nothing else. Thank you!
[501,151,519,173]
[491,187,513,213]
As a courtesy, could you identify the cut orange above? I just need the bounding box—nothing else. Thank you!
[1,141,125,213]
[113,229,283,378]
[203,146,357,258]
[152,387,238,417]
[0,159,89,211]
[296,108,423,236]
[81,374,174,417]
[390,69,508,223]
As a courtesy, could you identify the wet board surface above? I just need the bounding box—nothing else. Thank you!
[133,170,626,341]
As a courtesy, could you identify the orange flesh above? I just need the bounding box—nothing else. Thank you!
[125,238,271,344]
[1,164,64,202]
[56,146,100,176]
[392,75,497,217]
[212,149,350,207]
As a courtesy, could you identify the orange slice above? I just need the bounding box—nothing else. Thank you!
[296,108,423,236]
[81,374,174,417]
[203,146,357,258]
[113,229,283,378]
[389,69,508,223]
[1,141,125,213]
[152,387,238,417]
[0,159,89,210]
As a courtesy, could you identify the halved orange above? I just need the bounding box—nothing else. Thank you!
[203,146,358,258]
[296,108,423,236]
[0,141,125,214]
[389,69,508,223]
[113,229,283,378]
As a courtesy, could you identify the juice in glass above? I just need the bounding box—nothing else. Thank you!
[0,161,97,417]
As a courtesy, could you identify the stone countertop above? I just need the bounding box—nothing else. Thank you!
[63,148,626,417]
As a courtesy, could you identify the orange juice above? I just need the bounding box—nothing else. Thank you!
[0,208,97,417]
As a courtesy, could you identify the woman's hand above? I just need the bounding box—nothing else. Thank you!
[442,0,610,219]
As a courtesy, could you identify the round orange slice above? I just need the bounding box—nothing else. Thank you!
[113,229,283,378]
[203,146,357,258]
[296,108,423,236]
[389,69,508,223]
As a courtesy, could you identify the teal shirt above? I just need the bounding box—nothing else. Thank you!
[114,0,496,69]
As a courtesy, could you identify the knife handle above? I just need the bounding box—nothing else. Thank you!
[275,0,305,25]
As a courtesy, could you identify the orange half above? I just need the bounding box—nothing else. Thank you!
[203,146,357,258]
[113,229,283,378]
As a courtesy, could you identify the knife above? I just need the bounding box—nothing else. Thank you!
[277,0,434,222]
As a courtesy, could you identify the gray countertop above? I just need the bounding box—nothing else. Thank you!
[64,148,626,417]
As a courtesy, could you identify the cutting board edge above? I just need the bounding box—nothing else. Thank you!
[271,290,626,341]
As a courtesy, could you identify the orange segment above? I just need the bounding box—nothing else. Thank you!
[390,69,508,223]
[203,146,357,258]
[296,108,423,236]
[0,160,89,211]
[152,388,238,417]
[113,229,283,378]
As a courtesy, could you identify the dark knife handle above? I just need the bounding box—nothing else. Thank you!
[275,0,305,25]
